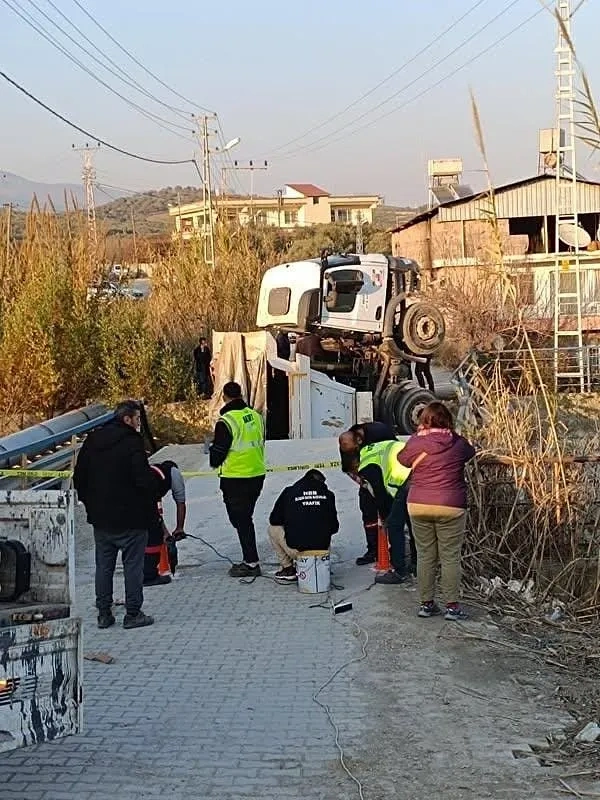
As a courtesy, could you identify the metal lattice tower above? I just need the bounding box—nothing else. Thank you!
[553,0,585,391]
[73,143,99,251]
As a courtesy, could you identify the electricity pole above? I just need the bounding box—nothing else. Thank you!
[72,142,100,252]
[223,161,268,221]
[355,211,364,254]
[131,209,138,266]
[193,114,217,267]
[3,202,12,280]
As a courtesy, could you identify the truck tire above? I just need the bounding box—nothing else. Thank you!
[400,302,445,356]
[381,385,435,434]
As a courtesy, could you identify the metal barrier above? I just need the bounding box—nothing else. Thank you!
[452,345,600,394]
[0,405,114,490]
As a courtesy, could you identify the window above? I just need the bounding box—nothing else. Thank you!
[313,197,320,205]
[181,218,193,232]
[324,269,364,313]
[284,210,298,225]
[510,272,535,306]
[331,208,352,224]
[268,287,291,316]
[254,210,268,225]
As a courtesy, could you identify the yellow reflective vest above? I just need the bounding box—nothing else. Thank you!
[219,407,266,479]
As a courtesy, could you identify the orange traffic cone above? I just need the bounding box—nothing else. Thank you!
[375,521,391,572]
[157,543,171,577]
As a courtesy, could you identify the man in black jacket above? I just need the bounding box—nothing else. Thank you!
[193,337,213,398]
[339,421,395,566]
[209,383,266,578]
[74,400,156,630]
[267,470,339,581]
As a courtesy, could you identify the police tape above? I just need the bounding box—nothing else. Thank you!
[0,460,343,481]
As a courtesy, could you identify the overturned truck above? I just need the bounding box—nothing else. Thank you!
[256,252,446,434]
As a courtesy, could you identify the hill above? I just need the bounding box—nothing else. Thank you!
[97,185,203,236]
[0,170,84,210]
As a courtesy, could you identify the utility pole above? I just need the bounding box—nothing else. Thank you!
[3,202,12,281]
[552,0,585,392]
[193,114,217,267]
[131,209,138,266]
[355,211,364,254]
[277,189,283,228]
[72,142,100,252]
[224,161,268,221]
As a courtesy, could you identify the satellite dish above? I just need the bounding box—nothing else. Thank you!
[559,222,591,249]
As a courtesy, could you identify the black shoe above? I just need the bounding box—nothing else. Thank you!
[229,562,261,578]
[275,565,297,582]
[356,551,377,566]
[97,611,115,629]
[375,570,407,585]
[143,575,172,587]
[123,611,154,629]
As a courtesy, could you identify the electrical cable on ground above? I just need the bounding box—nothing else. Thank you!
[269,0,489,154]
[312,612,369,800]
[70,0,213,114]
[0,70,198,167]
[277,0,522,158]
[275,5,544,161]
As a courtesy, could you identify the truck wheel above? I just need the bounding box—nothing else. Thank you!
[381,385,435,434]
[400,302,445,356]
[396,388,436,434]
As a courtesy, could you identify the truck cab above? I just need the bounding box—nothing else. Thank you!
[256,252,446,433]
[257,252,421,337]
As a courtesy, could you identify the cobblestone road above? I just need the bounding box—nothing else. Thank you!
[0,441,566,799]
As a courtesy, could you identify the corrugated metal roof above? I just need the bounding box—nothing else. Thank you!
[393,174,600,231]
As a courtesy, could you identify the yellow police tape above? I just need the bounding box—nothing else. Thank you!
[0,460,342,481]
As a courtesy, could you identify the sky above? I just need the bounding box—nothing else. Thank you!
[1,0,599,207]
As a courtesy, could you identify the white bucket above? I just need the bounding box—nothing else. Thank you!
[296,550,330,594]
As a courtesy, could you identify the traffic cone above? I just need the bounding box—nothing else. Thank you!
[157,543,171,577]
[375,521,391,572]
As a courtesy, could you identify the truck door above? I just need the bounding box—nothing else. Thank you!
[320,264,387,333]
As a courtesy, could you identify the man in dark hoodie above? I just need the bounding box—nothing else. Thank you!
[267,469,339,581]
[339,422,396,565]
[73,400,156,630]
[209,382,266,578]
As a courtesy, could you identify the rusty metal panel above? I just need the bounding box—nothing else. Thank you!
[0,616,82,752]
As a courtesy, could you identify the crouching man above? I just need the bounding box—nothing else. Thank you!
[268,469,339,581]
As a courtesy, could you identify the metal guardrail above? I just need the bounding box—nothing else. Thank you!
[0,401,157,491]
[451,345,600,393]
[0,405,114,490]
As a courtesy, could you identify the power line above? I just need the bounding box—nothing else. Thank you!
[0,69,198,166]
[277,0,522,158]
[38,0,194,121]
[2,0,195,142]
[276,5,543,161]
[70,0,213,114]
[269,0,490,154]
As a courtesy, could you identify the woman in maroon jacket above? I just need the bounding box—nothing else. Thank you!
[397,402,475,621]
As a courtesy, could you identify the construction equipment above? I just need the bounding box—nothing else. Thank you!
[256,251,446,433]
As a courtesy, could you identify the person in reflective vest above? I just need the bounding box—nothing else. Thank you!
[339,422,396,566]
[354,439,415,585]
[209,382,266,578]
[144,460,187,586]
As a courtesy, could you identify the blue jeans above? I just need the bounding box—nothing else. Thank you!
[385,485,415,575]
